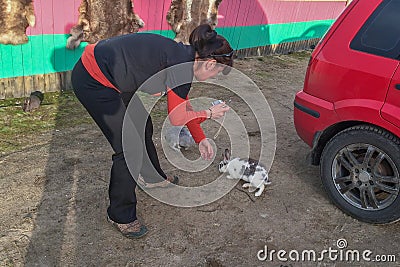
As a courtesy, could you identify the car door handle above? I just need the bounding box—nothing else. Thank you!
[396,84,400,90]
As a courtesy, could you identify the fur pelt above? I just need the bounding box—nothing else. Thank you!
[167,0,222,44]
[0,0,35,45]
[66,0,144,49]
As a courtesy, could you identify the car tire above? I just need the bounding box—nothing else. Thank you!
[320,125,400,224]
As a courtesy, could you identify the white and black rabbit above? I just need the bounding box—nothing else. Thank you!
[164,126,195,151]
[218,149,271,197]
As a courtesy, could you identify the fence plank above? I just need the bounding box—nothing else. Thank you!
[0,79,5,100]
[12,77,25,98]
[5,79,14,99]
[24,75,34,95]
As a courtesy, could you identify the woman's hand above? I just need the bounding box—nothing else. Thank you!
[199,138,214,160]
[206,102,230,119]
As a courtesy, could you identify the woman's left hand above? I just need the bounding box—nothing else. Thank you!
[207,103,230,119]
[199,138,214,160]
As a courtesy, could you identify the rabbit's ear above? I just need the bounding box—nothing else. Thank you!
[224,149,230,160]
[22,98,30,112]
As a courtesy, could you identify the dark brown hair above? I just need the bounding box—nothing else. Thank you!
[189,24,234,74]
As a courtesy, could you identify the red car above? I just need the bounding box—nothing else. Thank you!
[294,0,400,224]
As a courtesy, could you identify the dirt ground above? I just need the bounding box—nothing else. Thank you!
[1,52,399,267]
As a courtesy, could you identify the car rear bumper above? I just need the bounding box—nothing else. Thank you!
[294,91,338,147]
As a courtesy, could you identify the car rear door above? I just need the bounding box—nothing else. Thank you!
[382,67,400,129]
[345,0,400,130]
[376,1,400,131]
[306,0,397,109]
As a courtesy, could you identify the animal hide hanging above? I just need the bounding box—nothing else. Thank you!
[0,0,36,45]
[167,0,222,44]
[66,0,144,49]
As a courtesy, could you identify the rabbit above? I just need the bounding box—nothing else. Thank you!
[22,91,44,112]
[218,149,271,197]
[164,126,195,151]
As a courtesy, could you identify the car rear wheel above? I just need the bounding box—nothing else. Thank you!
[320,125,400,224]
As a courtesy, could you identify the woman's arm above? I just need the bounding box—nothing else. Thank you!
[167,88,230,159]
[167,89,208,143]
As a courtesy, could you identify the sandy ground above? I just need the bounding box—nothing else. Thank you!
[0,53,399,267]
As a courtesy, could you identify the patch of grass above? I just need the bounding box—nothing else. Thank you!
[289,50,312,60]
[0,90,92,155]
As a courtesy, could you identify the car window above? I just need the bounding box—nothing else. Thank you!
[350,0,400,59]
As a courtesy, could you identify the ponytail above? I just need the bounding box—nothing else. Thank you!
[189,24,222,58]
[189,24,234,74]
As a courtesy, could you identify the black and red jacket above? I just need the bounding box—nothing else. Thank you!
[81,33,207,143]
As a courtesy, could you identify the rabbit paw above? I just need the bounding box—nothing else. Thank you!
[248,187,257,193]
[255,184,265,197]
[255,189,263,197]
[242,183,251,188]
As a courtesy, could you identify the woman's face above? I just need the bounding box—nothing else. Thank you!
[193,59,225,81]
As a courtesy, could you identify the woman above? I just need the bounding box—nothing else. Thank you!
[71,24,234,239]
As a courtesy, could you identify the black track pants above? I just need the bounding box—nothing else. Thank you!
[71,59,167,224]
